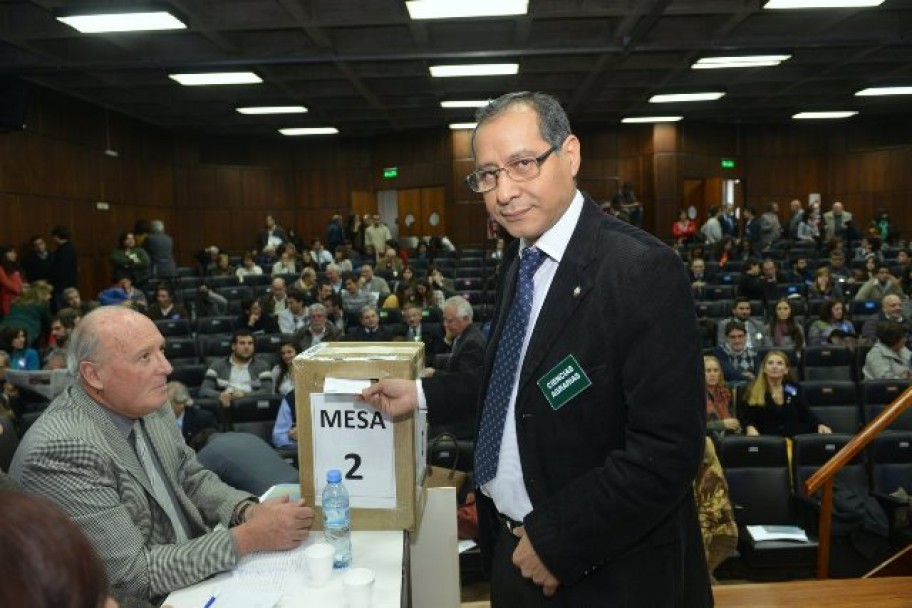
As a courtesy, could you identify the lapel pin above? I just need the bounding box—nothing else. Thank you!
[573,286,581,298]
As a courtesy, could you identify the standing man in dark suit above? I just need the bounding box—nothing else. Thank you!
[48,225,78,310]
[361,91,710,606]
[143,219,177,281]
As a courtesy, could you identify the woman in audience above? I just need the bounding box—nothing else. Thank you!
[235,252,263,283]
[271,340,298,395]
[382,281,415,310]
[672,209,696,245]
[412,278,435,309]
[704,355,741,441]
[0,281,53,348]
[863,320,912,380]
[390,265,416,295]
[237,297,278,335]
[271,248,297,276]
[334,245,354,273]
[0,326,39,370]
[0,491,120,608]
[808,267,844,301]
[807,299,855,346]
[741,350,832,437]
[0,245,23,318]
[795,213,819,244]
[110,231,151,289]
[769,298,805,352]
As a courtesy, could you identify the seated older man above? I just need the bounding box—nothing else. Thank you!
[10,307,313,603]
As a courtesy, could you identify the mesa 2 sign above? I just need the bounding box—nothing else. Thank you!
[310,393,397,509]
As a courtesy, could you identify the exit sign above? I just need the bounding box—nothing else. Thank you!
[721,159,736,169]
[383,167,398,178]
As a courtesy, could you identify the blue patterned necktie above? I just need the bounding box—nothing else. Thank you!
[475,246,547,486]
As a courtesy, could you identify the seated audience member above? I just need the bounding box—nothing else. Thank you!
[321,292,346,333]
[277,290,308,334]
[324,263,344,294]
[235,253,263,283]
[769,298,805,352]
[47,307,81,351]
[421,296,485,377]
[808,300,856,346]
[341,276,373,315]
[259,277,288,317]
[785,256,814,286]
[61,286,95,316]
[167,381,218,449]
[347,306,391,342]
[237,297,278,335]
[0,326,39,370]
[827,251,852,283]
[0,280,53,347]
[254,245,278,271]
[863,320,912,380]
[291,267,319,304]
[704,355,741,441]
[382,281,414,309]
[271,249,297,276]
[808,267,844,301]
[146,284,189,321]
[428,266,454,303]
[741,350,832,437]
[194,282,228,318]
[271,340,298,396]
[209,253,235,278]
[377,247,403,276]
[396,303,444,356]
[334,246,355,274]
[9,307,313,602]
[293,303,342,351]
[42,347,67,370]
[689,257,710,299]
[310,239,333,271]
[855,263,903,302]
[200,328,274,407]
[0,490,125,608]
[738,259,766,302]
[862,294,911,343]
[758,258,786,304]
[98,276,147,311]
[272,389,298,450]
[716,297,769,349]
[359,264,391,300]
[714,321,758,386]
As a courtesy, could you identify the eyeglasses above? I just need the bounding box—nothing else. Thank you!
[465,146,558,194]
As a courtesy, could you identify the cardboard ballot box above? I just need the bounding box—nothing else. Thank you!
[293,342,427,531]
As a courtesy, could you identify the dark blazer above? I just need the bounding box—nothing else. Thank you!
[143,232,177,279]
[345,326,392,342]
[49,240,78,294]
[397,323,446,359]
[294,323,344,351]
[422,323,487,438]
[179,406,219,447]
[740,384,822,438]
[474,198,711,606]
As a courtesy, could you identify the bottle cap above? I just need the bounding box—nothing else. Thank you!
[327,469,342,483]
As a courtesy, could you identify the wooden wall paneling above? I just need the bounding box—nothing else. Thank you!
[214,167,243,210]
[397,188,423,237]
[0,193,22,244]
[350,190,375,219]
[422,187,446,238]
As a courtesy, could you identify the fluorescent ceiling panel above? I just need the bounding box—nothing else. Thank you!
[449,123,478,130]
[792,111,858,119]
[692,55,791,69]
[237,106,308,114]
[621,116,683,123]
[57,10,186,33]
[649,92,725,103]
[169,72,262,86]
[855,86,912,96]
[279,127,339,136]
[406,0,528,19]
[765,0,883,8]
[441,100,489,108]
[430,64,518,77]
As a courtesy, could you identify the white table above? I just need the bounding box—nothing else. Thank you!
[164,531,405,608]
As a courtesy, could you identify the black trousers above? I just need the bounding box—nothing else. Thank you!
[490,524,555,608]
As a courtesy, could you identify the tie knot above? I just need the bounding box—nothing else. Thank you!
[521,246,546,276]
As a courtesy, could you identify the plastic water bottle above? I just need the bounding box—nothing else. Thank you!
[322,469,352,569]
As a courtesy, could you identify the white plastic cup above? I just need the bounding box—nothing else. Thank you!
[342,567,375,608]
[304,542,335,585]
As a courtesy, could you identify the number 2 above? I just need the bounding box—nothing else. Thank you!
[344,453,363,480]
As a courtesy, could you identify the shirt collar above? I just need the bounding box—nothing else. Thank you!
[519,189,584,264]
[99,403,137,441]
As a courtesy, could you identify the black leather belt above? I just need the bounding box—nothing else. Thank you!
[497,512,524,537]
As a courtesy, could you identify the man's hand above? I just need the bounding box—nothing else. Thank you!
[512,528,560,597]
[358,378,418,416]
[233,496,314,556]
[288,426,298,441]
[420,367,435,378]
[722,418,741,433]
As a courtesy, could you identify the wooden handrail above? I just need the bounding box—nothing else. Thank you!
[804,384,912,579]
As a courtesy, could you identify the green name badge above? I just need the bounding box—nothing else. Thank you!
[537,355,592,410]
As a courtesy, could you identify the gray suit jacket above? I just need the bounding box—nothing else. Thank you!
[10,385,253,600]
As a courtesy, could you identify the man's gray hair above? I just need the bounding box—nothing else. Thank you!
[472,91,571,157]
[444,296,473,321]
[325,263,340,274]
[66,306,143,377]
[61,286,79,300]
[149,219,165,233]
[309,303,326,316]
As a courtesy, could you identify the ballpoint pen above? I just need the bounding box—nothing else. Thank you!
[202,591,219,608]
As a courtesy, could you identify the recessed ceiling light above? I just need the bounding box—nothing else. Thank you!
[621,116,684,123]
[57,9,187,33]
[441,100,489,108]
[649,92,725,103]
[237,106,308,114]
[792,111,859,119]
[169,72,262,86]
[406,0,528,19]
[764,0,883,8]
[430,64,519,77]
[279,127,339,136]
[449,123,478,130]
[692,55,791,69]
[855,86,912,96]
